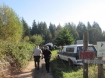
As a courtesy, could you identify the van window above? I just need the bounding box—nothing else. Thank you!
[77,46,95,52]
[66,47,74,52]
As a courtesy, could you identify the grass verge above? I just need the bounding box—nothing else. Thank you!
[50,50,105,78]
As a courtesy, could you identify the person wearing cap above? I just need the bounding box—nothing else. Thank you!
[43,46,52,73]
[33,46,42,70]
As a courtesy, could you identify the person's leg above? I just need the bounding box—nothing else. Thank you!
[37,56,40,69]
[34,56,37,67]
[46,62,49,72]
[45,58,50,73]
[47,58,50,72]
[35,56,39,68]
[45,58,48,71]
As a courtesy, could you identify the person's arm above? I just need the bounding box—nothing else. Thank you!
[49,50,52,57]
[40,49,43,57]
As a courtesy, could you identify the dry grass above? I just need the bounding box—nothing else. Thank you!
[0,62,11,77]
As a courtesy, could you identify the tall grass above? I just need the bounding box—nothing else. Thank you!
[50,50,105,78]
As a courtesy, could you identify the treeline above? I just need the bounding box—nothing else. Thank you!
[23,20,105,45]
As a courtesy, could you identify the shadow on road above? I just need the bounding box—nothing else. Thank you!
[32,63,45,78]
[32,60,53,78]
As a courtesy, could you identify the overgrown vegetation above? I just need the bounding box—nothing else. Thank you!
[51,50,105,78]
[30,35,44,45]
[0,4,23,42]
[0,40,34,71]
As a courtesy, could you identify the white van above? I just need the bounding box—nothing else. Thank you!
[57,44,97,66]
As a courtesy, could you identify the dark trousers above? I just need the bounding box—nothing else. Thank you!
[34,56,40,68]
[45,57,50,72]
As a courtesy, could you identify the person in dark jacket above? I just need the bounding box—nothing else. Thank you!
[43,46,52,73]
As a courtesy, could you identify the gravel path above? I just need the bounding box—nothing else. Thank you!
[7,60,53,78]
[6,59,53,78]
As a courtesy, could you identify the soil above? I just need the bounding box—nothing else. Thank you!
[6,59,53,78]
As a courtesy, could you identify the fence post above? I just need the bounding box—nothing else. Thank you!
[98,57,103,78]
[83,31,88,78]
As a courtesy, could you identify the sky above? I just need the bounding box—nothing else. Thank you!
[0,0,105,31]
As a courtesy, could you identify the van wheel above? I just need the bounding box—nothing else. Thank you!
[68,59,74,68]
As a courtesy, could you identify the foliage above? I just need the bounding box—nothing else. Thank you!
[49,23,56,42]
[23,36,30,42]
[0,40,34,70]
[88,22,103,44]
[77,22,87,40]
[31,20,38,35]
[0,4,23,42]
[38,22,51,43]
[55,28,75,46]
[31,21,51,44]
[22,18,30,38]
[64,23,79,43]
[55,24,62,37]
[30,35,44,45]
[30,21,105,45]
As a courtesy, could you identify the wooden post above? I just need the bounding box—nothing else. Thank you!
[98,57,103,78]
[83,31,88,78]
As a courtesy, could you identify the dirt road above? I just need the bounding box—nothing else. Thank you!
[10,59,53,78]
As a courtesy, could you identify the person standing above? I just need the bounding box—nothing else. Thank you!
[33,46,42,70]
[43,46,52,73]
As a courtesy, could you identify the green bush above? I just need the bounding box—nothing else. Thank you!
[0,40,34,70]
